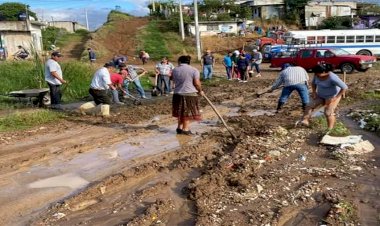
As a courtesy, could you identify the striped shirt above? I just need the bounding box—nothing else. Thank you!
[271,66,309,90]
[156,62,174,76]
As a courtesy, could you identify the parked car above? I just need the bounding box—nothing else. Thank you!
[263,45,299,62]
[270,48,377,73]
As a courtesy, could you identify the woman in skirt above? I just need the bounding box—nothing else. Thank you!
[172,55,203,135]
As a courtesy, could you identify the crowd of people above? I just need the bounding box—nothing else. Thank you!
[44,47,348,135]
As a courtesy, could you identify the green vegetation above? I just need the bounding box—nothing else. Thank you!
[320,16,352,29]
[138,20,171,60]
[0,2,37,21]
[0,61,95,102]
[0,109,63,132]
[311,117,351,136]
[107,10,131,22]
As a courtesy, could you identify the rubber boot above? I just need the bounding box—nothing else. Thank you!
[79,101,96,115]
[100,104,110,117]
[276,102,284,113]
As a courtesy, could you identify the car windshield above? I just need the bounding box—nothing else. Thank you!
[330,48,351,56]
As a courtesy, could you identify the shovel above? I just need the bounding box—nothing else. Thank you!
[201,93,237,140]
[256,86,283,97]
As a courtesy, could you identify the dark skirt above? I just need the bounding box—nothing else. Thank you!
[172,94,201,121]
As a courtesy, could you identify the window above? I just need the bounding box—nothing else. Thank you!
[207,24,218,31]
[307,36,316,44]
[301,50,313,58]
[316,50,326,58]
[337,36,345,43]
[324,51,334,58]
[327,36,335,43]
[317,36,326,43]
[356,36,364,43]
[365,35,374,42]
[346,36,354,43]
[376,36,380,42]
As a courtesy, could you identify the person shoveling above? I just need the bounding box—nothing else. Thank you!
[79,62,116,116]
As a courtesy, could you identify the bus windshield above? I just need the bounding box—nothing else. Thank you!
[330,48,351,56]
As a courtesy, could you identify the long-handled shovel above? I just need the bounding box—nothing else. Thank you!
[202,93,237,140]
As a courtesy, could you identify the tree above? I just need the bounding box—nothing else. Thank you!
[320,16,352,29]
[0,2,37,21]
[284,0,309,27]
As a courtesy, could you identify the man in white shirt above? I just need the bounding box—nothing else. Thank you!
[45,51,66,109]
[89,62,116,105]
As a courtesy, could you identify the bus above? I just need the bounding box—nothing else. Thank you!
[283,29,380,57]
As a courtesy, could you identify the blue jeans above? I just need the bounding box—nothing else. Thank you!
[123,79,146,97]
[225,66,232,79]
[279,83,309,107]
[157,74,171,94]
[251,62,261,73]
[47,82,62,106]
[203,65,213,80]
[111,89,121,103]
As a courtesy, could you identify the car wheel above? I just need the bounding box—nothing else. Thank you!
[356,50,372,56]
[340,63,355,74]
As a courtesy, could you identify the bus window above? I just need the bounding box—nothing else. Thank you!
[356,36,364,43]
[337,36,345,43]
[365,35,374,42]
[376,36,380,42]
[301,50,313,58]
[346,36,354,43]
[317,36,326,43]
[307,36,316,44]
[327,36,335,43]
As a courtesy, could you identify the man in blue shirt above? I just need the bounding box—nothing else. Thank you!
[222,52,233,80]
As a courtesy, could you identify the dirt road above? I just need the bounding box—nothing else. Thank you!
[0,64,379,226]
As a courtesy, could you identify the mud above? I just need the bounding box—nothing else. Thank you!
[0,65,379,226]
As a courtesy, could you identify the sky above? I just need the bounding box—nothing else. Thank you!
[0,0,379,30]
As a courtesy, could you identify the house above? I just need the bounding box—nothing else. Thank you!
[305,1,357,28]
[187,20,254,36]
[0,20,44,59]
[48,21,87,33]
[240,0,285,19]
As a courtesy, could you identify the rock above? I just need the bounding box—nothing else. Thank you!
[52,212,66,219]
[349,166,362,171]
[347,140,375,155]
[100,186,106,194]
[320,135,362,145]
[269,151,281,157]
[257,184,264,194]
[275,126,288,136]
[69,199,99,211]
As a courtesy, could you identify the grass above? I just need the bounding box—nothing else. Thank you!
[0,60,96,103]
[311,116,351,136]
[0,109,64,132]
[137,20,171,60]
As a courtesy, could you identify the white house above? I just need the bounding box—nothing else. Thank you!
[240,0,285,19]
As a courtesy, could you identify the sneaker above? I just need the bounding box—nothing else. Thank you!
[243,80,248,83]
[238,80,243,83]
[176,128,183,134]
[115,102,125,105]
[141,96,149,99]
[170,91,174,94]
[255,73,262,78]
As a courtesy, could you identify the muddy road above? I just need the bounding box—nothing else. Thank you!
[0,65,379,226]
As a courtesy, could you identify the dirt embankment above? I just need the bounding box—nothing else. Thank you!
[0,65,379,225]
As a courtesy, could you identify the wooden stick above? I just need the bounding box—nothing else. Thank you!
[343,72,346,98]
[202,93,237,140]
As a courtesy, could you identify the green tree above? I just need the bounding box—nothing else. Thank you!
[320,16,352,29]
[41,27,61,50]
[284,0,309,26]
[0,2,37,21]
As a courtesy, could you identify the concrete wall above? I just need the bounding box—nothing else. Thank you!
[188,22,238,36]
[48,21,87,33]
[0,21,29,31]
[0,31,32,59]
[305,1,357,27]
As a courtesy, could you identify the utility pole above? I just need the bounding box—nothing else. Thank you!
[179,0,185,41]
[85,9,89,30]
[194,0,201,61]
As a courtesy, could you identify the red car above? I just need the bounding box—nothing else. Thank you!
[270,48,377,73]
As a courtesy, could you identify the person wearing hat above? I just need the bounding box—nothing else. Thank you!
[45,51,66,110]
[201,49,215,80]
[270,64,309,113]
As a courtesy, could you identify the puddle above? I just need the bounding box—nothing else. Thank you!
[28,173,89,189]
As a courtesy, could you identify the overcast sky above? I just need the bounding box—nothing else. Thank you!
[0,0,378,30]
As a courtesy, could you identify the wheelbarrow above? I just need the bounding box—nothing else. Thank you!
[7,88,50,107]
